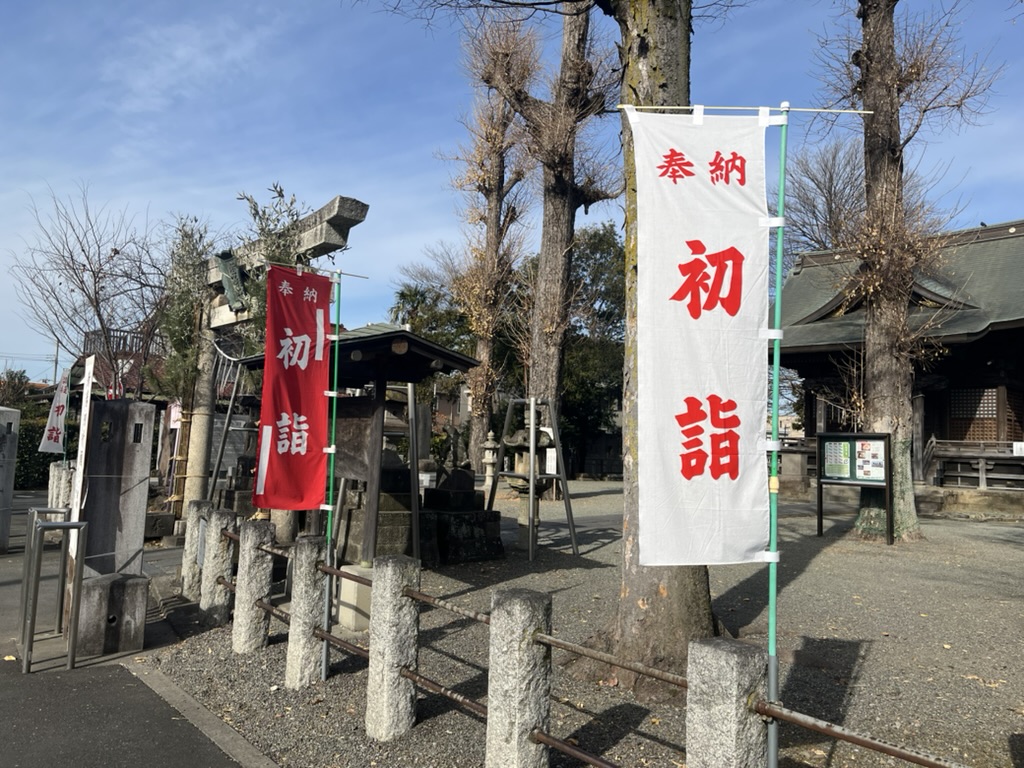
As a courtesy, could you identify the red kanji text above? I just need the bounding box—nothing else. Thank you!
[657,148,696,183]
[669,239,745,319]
[674,394,740,480]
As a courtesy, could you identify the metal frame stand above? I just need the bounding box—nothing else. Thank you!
[485,397,578,560]
[20,513,88,673]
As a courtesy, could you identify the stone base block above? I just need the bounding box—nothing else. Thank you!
[145,512,176,538]
[338,564,373,631]
[337,507,411,565]
[423,488,484,511]
[76,573,149,657]
[419,508,504,567]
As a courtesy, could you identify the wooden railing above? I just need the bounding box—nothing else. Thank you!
[928,440,1024,490]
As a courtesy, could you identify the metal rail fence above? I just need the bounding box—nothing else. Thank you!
[194,512,969,768]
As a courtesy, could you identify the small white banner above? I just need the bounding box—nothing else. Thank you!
[38,368,70,454]
[626,108,770,565]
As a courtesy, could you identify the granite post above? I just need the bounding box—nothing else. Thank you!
[485,589,552,768]
[47,461,74,509]
[365,555,420,741]
[199,508,237,626]
[0,407,20,554]
[284,536,326,690]
[685,637,768,768]
[233,519,276,654]
[182,500,212,602]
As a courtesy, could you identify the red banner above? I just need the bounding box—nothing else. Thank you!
[253,265,331,510]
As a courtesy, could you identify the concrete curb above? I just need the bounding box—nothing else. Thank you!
[124,658,279,768]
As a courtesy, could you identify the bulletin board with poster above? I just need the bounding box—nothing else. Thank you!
[816,433,893,545]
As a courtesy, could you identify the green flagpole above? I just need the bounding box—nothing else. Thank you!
[767,101,790,768]
[327,272,341,551]
[321,270,342,681]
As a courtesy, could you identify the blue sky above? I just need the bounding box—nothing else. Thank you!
[1,1,1019,381]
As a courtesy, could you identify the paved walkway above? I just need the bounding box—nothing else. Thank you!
[3,481,1021,767]
[0,490,274,768]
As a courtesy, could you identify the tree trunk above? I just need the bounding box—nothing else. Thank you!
[854,0,921,538]
[859,296,920,539]
[527,165,574,413]
[571,0,713,698]
[526,6,592,416]
[467,335,497,472]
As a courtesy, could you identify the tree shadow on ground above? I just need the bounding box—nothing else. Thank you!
[776,637,866,760]
[711,513,857,638]
[423,517,619,605]
[552,702,653,766]
[566,487,625,500]
[1010,734,1024,767]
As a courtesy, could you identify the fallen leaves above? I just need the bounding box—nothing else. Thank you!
[963,674,1006,689]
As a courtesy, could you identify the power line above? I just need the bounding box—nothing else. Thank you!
[0,352,56,362]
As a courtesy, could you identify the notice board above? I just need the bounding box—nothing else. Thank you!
[816,433,893,544]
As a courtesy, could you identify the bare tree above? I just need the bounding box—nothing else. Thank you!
[403,69,531,470]
[816,0,1000,540]
[10,184,167,399]
[473,3,619,414]
[781,137,949,260]
[387,0,744,696]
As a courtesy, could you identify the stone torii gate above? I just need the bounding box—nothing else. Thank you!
[174,195,368,519]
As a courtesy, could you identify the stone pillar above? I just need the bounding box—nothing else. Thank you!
[233,519,276,654]
[47,461,74,509]
[181,500,211,601]
[285,536,326,690]
[0,407,21,554]
[76,400,154,577]
[199,509,237,626]
[685,638,767,768]
[182,321,216,513]
[365,555,420,741]
[270,508,297,544]
[485,589,552,768]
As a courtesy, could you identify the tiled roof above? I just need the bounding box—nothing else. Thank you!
[778,219,1024,353]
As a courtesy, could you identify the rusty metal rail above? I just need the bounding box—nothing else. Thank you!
[404,587,492,625]
[258,542,293,559]
[255,599,291,627]
[534,632,688,690]
[312,627,368,660]
[319,563,371,587]
[754,700,969,768]
[530,729,620,768]
[398,666,488,718]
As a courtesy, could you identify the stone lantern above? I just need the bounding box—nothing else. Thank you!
[501,427,554,548]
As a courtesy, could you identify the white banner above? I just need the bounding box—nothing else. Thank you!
[626,108,770,565]
[70,356,95,560]
[38,368,70,454]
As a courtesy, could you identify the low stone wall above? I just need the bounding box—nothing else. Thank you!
[779,475,1024,521]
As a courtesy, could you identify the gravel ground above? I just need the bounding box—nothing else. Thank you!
[149,483,1024,767]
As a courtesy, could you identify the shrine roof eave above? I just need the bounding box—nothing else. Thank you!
[777,308,1024,358]
[240,322,478,387]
